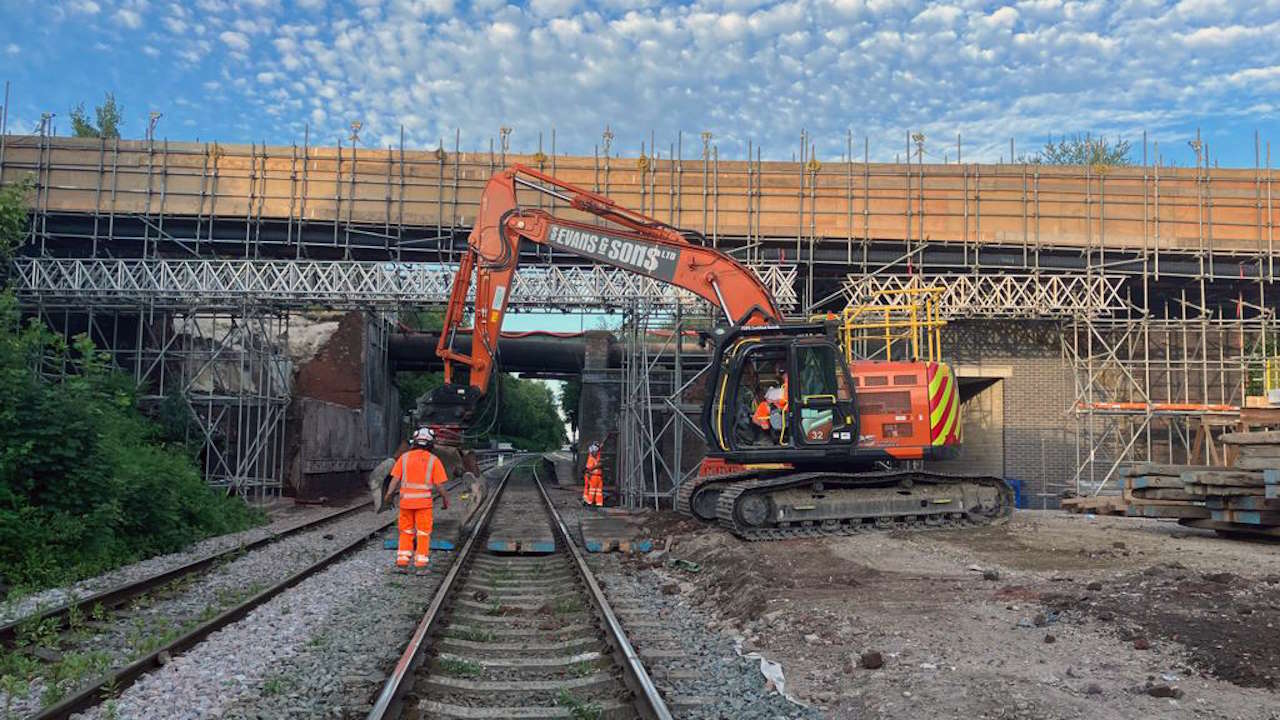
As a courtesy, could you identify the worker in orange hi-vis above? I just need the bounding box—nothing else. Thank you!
[582,441,604,507]
[384,427,449,574]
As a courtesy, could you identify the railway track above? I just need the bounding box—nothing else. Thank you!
[369,460,673,720]
[0,501,392,720]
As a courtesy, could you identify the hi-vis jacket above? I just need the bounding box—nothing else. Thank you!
[392,448,448,510]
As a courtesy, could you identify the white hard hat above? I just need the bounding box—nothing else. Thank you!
[765,386,783,403]
[412,427,435,445]
[588,441,601,453]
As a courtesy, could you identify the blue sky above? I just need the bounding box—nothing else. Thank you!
[1,0,1279,167]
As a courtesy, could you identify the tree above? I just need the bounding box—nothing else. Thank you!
[490,374,567,451]
[559,377,581,433]
[1033,133,1131,167]
[69,93,123,139]
[394,309,445,415]
[0,177,32,272]
[0,182,260,595]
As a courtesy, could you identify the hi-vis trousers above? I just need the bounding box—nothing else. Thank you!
[582,472,603,506]
[397,507,433,567]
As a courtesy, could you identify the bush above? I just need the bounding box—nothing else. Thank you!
[0,294,262,595]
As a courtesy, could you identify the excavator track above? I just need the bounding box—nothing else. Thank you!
[675,469,761,521]
[714,470,1014,541]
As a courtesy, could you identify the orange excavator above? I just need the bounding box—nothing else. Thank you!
[421,164,1012,540]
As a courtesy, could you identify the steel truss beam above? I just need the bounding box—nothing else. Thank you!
[12,258,796,312]
[843,273,1128,319]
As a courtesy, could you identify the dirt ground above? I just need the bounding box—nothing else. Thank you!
[630,510,1280,719]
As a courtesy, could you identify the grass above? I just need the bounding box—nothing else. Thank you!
[444,627,495,643]
[1,673,28,718]
[552,596,583,614]
[15,615,59,649]
[261,675,289,696]
[556,689,603,720]
[485,599,504,616]
[571,659,596,677]
[39,650,114,707]
[437,657,483,678]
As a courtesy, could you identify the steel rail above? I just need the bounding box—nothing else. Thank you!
[365,456,530,720]
[531,469,675,720]
[0,500,371,647]
[32,512,395,720]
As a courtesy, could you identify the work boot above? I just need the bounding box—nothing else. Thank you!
[413,565,430,576]
[393,565,409,574]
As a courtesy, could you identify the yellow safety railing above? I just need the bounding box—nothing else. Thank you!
[825,287,947,364]
[1266,357,1280,398]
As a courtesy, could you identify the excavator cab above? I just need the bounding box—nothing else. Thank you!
[704,322,861,464]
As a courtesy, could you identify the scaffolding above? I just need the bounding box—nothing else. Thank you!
[616,302,714,510]
[1066,288,1279,495]
[3,113,1278,504]
[29,301,291,501]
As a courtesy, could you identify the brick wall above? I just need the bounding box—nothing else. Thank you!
[944,321,1076,508]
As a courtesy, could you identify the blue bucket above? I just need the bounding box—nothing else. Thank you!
[1004,477,1025,508]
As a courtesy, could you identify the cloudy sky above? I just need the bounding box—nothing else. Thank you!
[1,0,1278,166]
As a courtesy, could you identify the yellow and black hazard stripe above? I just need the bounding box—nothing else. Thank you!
[927,362,960,446]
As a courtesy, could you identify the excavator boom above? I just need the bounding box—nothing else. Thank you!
[436,164,779,397]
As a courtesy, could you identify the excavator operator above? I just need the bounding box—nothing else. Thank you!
[752,361,789,444]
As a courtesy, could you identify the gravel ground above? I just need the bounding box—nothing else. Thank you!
[73,534,445,720]
[643,508,1280,719]
[0,500,360,626]
[4,508,390,719]
[589,552,821,720]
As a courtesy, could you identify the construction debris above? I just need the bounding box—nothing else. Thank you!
[1119,431,1280,537]
[1060,495,1127,516]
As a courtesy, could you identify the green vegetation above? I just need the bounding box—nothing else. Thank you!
[444,626,495,643]
[0,176,263,598]
[555,689,602,720]
[484,373,567,451]
[261,675,289,696]
[551,596,582,614]
[1032,133,1132,167]
[437,657,483,677]
[69,94,123,140]
[559,377,581,434]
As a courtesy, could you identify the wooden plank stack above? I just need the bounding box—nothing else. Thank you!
[1122,431,1280,537]
[1122,464,1211,520]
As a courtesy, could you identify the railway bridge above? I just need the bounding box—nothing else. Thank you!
[2,132,1277,506]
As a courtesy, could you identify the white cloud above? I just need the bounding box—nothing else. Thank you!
[114,8,143,28]
[5,43,18,55]
[530,0,579,17]
[219,30,251,52]
[21,0,1280,163]
[69,0,100,13]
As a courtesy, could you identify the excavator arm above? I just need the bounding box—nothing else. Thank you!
[435,164,781,399]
